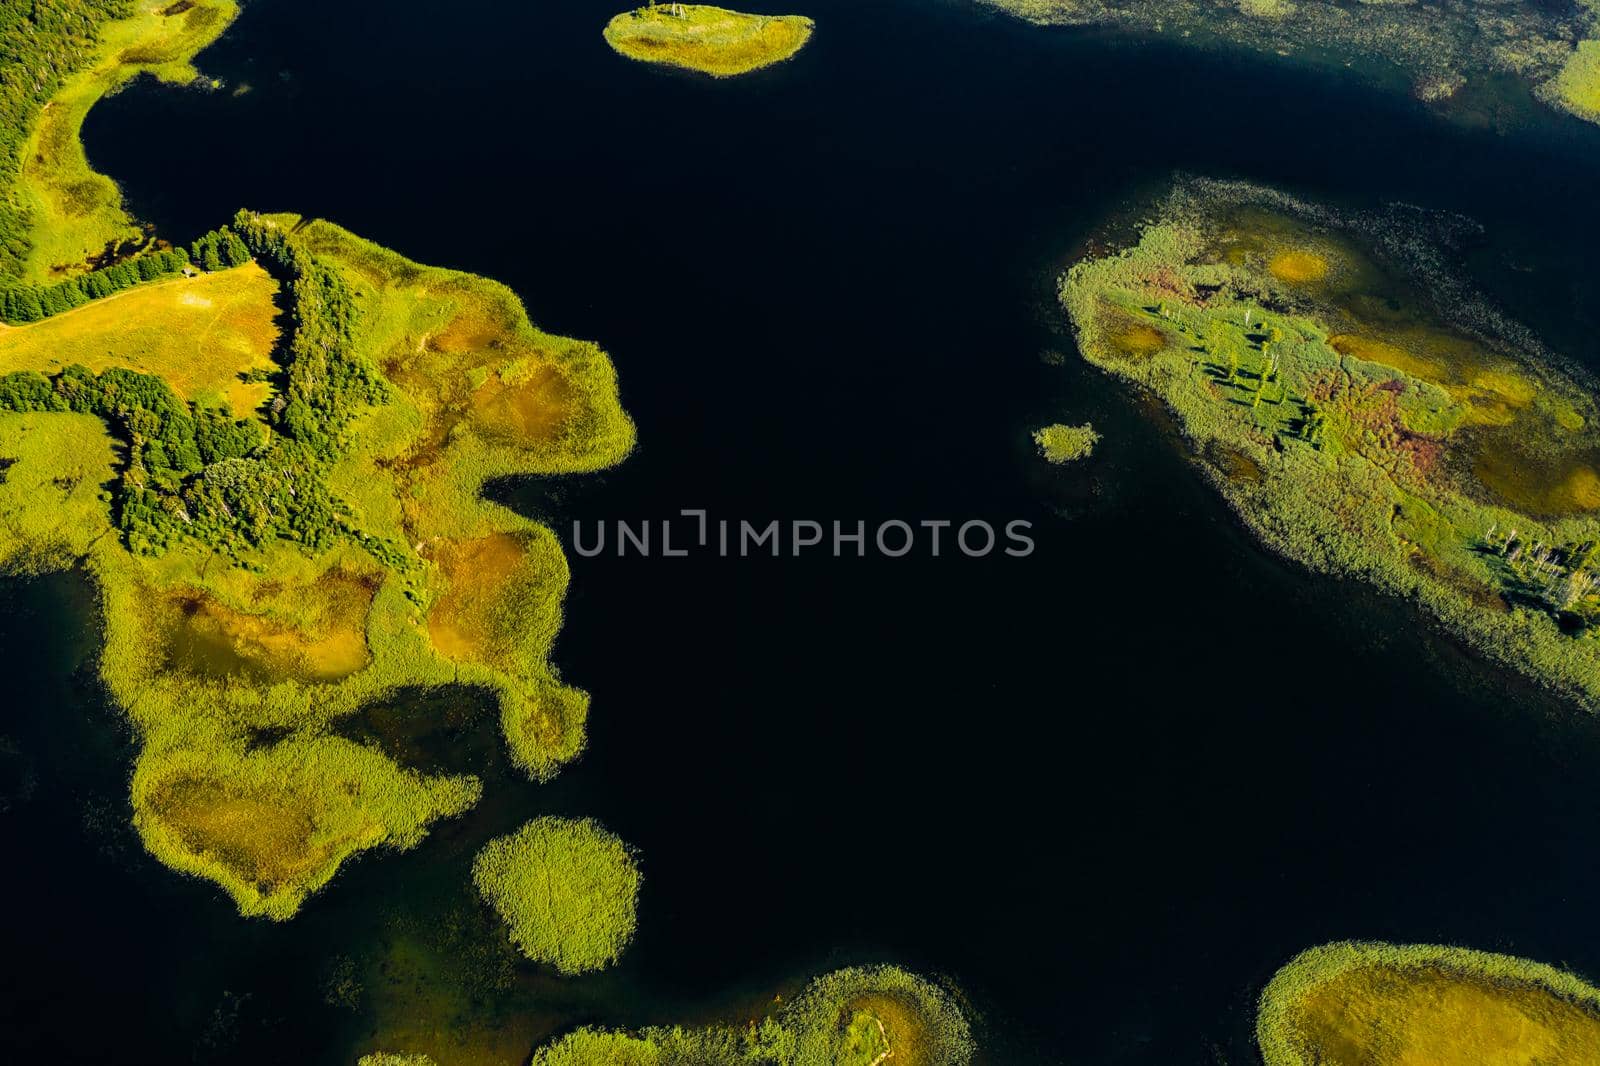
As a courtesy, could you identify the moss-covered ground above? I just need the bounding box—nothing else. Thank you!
[603,4,814,77]
[1258,942,1600,1065]
[18,0,239,283]
[1062,179,1600,707]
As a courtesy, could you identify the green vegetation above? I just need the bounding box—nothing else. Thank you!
[4,0,238,285]
[1548,38,1600,123]
[0,0,129,280]
[528,966,974,1065]
[604,4,814,77]
[1033,422,1100,463]
[1061,179,1600,706]
[982,0,1600,127]
[1258,942,1600,1064]
[359,1055,439,1066]
[0,206,635,916]
[472,817,641,974]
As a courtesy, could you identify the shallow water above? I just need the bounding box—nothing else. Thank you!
[7,0,1600,1062]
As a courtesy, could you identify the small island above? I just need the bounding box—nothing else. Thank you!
[1258,942,1600,1064]
[1033,422,1100,463]
[1062,179,1600,707]
[473,817,642,974]
[603,4,814,77]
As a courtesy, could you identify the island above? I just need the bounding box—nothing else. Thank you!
[603,4,814,77]
[1033,422,1100,463]
[1258,942,1600,1064]
[982,0,1600,127]
[1061,179,1600,708]
[473,817,642,974]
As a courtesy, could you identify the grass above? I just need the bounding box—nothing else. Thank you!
[0,263,281,415]
[472,816,642,974]
[1548,39,1600,123]
[1258,942,1600,1065]
[17,0,239,283]
[603,4,815,77]
[526,965,974,1065]
[1061,178,1600,708]
[1033,422,1100,463]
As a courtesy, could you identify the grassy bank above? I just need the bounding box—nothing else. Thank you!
[1061,179,1600,707]
[1258,942,1600,1064]
[603,4,814,77]
[14,0,238,283]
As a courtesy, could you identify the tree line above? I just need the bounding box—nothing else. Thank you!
[0,224,252,325]
[0,210,398,561]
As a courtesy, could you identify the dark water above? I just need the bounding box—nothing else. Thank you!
[6,0,1600,1062]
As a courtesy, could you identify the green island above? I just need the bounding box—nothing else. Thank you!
[1258,941,1600,1064]
[1033,422,1099,463]
[982,0,1600,126]
[0,2,636,919]
[472,817,642,975]
[363,965,974,1066]
[1062,179,1600,707]
[603,4,814,77]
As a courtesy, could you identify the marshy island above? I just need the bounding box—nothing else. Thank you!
[1062,180,1600,706]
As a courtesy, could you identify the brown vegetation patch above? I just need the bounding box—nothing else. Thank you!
[164,573,375,682]
[1267,249,1329,283]
[469,364,575,443]
[426,533,529,663]
[1473,443,1600,516]
[1288,962,1600,1065]
[149,778,328,890]
[1110,321,1169,356]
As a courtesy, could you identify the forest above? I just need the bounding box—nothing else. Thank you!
[0,215,393,560]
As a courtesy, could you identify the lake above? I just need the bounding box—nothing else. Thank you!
[5,0,1600,1061]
